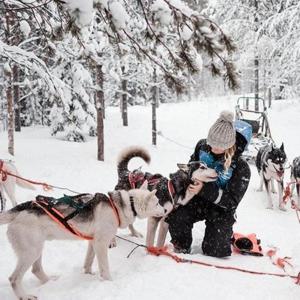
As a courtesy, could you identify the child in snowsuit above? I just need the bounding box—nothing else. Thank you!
[165,111,252,257]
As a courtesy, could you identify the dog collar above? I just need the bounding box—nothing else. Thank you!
[108,194,121,227]
[130,196,137,217]
[0,160,8,181]
[168,180,176,205]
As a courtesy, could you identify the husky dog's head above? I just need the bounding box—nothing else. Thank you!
[267,143,287,177]
[177,162,218,183]
[127,181,165,218]
[291,156,300,180]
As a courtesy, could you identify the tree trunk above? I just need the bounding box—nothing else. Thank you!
[254,57,259,110]
[152,68,158,146]
[188,72,192,102]
[268,88,272,108]
[263,63,266,101]
[121,66,128,126]
[96,64,104,161]
[254,0,259,111]
[5,11,14,155]
[13,64,21,131]
[7,72,14,156]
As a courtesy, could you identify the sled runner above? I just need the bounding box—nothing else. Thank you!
[235,96,273,163]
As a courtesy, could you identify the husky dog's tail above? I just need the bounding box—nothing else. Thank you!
[0,211,17,225]
[117,146,151,177]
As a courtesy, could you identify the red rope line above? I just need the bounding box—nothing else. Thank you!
[283,180,300,224]
[0,160,51,191]
[283,181,296,203]
[147,246,300,284]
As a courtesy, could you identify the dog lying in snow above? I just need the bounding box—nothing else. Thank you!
[291,156,300,207]
[0,184,163,300]
[255,143,287,210]
[0,159,35,211]
[83,146,218,274]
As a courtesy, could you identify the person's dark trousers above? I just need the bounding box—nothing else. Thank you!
[165,197,236,257]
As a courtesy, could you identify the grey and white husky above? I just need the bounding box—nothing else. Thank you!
[0,183,164,300]
[290,156,300,207]
[0,160,35,211]
[256,143,287,210]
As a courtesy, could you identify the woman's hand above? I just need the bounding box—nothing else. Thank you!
[188,179,204,194]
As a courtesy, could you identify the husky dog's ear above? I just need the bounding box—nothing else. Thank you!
[147,189,157,199]
[140,180,148,190]
[107,191,114,199]
[280,143,284,151]
[177,163,189,172]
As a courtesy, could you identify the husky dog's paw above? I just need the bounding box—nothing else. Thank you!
[130,230,143,238]
[21,295,37,300]
[84,268,95,275]
[109,237,117,248]
[266,204,273,209]
[279,203,287,211]
[49,275,59,281]
[100,272,112,281]
[256,188,263,192]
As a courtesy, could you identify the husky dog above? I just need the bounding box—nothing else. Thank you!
[117,146,218,246]
[0,184,164,300]
[83,147,217,274]
[0,159,35,211]
[256,143,287,210]
[291,156,300,207]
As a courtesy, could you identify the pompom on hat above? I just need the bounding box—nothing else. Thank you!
[207,111,236,149]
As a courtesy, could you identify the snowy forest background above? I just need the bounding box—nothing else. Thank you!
[1,0,300,159]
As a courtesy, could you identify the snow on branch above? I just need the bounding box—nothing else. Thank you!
[2,0,239,91]
[47,0,239,91]
[0,40,66,102]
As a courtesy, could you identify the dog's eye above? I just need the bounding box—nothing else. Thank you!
[199,163,207,170]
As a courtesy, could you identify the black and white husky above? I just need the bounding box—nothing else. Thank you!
[117,146,218,247]
[256,143,287,210]
[0,184,164,300]
[291,156,300,207]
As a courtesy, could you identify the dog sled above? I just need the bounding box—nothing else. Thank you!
[235,96,273,163]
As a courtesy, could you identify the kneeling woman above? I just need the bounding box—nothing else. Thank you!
[166,111,252,257]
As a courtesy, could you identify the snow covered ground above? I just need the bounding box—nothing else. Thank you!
[1,96,300,300]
